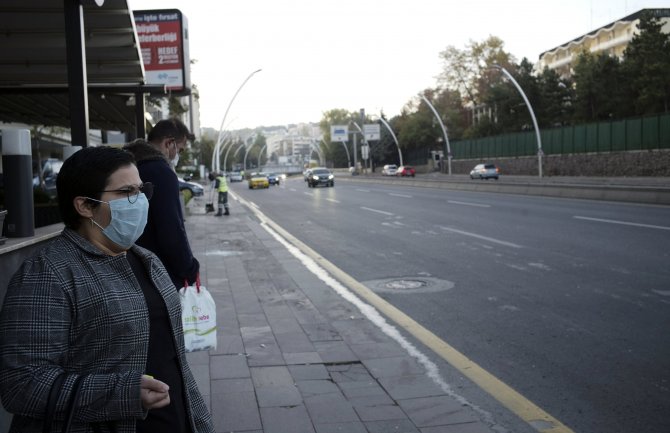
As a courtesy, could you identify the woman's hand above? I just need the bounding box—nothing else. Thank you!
[140,375,170,410]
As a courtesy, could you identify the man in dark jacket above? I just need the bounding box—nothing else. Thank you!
[124,118,199,289]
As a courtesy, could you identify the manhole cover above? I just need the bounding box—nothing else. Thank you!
[385,279,427,290]
[366,277,455,294]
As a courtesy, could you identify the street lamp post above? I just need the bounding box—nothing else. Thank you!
[491,64,543,178]
[258,144,267,170]
[212,68,262,173]
[223,141,242,174]
[243,141,259,171]
[420,95,452,175]
[371,114,403,167]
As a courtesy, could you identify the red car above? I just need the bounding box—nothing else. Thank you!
[396,166,415,177]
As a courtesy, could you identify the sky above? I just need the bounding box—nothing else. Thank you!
[129,0,669,131]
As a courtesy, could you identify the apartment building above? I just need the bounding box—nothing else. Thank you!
[538,8,670,77]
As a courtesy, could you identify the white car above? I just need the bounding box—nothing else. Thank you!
[382,164,398,176]
[469,163,500,180]
[229,172,244,182]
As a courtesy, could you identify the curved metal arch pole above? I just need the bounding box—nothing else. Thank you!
[373,115,403,166]
[338,140,351,168]
[319,139,330,167]
[215,131,234,171]
[212,68,262,172]
[223,141,244,174]
[258,144,267,170]
[420,95,452,175]
[309,141,324,166]
[212,122,234,173]
[491,64,543,177]
[243,142,259,172]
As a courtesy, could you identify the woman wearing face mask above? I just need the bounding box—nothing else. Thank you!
[0,146,214,433]
[124,118,200,291]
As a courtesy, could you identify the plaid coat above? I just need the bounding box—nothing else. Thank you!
[0,229,214,433]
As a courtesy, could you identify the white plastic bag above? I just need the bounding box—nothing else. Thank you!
[179,279,217,352]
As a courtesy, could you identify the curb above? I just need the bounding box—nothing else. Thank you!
[333,176,670,205]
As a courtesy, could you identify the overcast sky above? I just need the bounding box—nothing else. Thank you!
[129,0,668,131]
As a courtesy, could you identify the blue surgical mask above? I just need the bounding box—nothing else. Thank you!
[89,194,149,249]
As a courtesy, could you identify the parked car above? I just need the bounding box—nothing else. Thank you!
[266,173,280,185]
[248,172,270,189]
[306,167,334,188]
[469,163,500,180]
[229,171,244,182]
[382,164,398,176]
[396,166,416,177]
[178,177,204,196]
[32,158,64,199]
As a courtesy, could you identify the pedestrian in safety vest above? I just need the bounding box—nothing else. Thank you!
[215,173,229,216]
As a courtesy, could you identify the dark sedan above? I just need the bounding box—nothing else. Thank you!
[306,168,334,187]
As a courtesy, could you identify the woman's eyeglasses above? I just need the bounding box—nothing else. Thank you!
[100,182,154,203]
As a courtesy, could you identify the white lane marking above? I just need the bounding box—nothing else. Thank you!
[249,201,259,209]
[448,200,491,208]
[289,188,297,192]
[356,188,371,192]
[574,216,670,231]
[439,226,523,249]
[361,206,394,216]
[303,192,314,196]
[326,198,340,203]
[389,193,412,198]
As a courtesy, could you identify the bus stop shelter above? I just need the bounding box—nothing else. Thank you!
[0,0,166,143]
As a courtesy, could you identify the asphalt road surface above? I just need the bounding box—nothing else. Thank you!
[231,176,670,433]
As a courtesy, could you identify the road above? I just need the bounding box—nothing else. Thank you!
[230,176,670,433]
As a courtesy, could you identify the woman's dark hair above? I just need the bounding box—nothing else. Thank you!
[56,146,135,229]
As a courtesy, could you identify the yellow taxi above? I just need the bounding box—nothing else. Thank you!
[248,172,270,189]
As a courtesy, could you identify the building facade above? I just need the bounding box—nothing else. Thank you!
[538,8,670,77]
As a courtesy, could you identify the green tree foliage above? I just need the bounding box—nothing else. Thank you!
[572,52,626,121]
[319,109,355,168]
[537,68,573,127]
[394,88,468,159]
[622,11,670,114]
[439,36,516,106]
[196,134,215,171]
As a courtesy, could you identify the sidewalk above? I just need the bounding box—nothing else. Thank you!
[182,194,504,433]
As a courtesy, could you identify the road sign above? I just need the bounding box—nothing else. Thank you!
[331,125,348,142]
[363,124,380,141]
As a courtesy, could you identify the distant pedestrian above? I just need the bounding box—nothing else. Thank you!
[214,172,229,216]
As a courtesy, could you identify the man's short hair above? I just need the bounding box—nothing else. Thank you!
[147,118,195,143]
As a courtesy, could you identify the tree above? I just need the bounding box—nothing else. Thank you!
[537,67,573,127]
[439,36,516,107]
[572,52,625,122]
[622,11,670,114]
[319,109,355,168]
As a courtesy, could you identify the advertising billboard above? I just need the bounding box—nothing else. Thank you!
[134,9,191,92]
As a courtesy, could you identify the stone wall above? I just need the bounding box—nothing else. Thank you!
[449,149,670,177]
